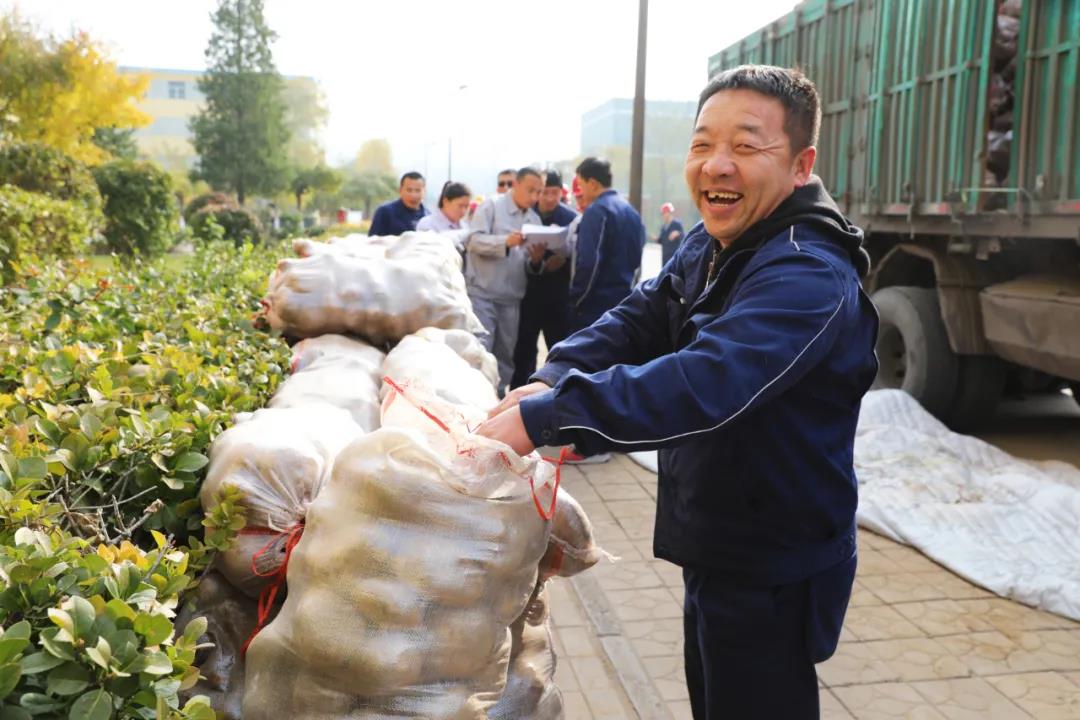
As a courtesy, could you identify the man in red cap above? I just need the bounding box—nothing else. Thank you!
[657,201,686,266]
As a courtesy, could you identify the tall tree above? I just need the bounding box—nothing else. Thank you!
[283,78,328,167]
[352,139,394,176]
[0,14,149,164]
[190,0,290,205]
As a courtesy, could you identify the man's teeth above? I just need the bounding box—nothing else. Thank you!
[706,191,741,203]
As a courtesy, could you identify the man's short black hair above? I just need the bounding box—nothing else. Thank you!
[516,167,542,182]
[697,65,821,154]
[543,170,563,188]
[575,157,612,188]
[399,171,424,187]
[497,168,516,177]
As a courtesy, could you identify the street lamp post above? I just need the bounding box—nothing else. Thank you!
[448,84,467,180]
[629,0,648,213]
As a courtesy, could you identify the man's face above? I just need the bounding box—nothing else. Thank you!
[661,209,673,224]
[496,173,514,194]
[685,89,815,245]
[576,175,603,205]
[400,178,425,210]
[512,174,543,210]
[538,186,562,214]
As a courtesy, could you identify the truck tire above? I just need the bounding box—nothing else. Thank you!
[947,355,1006,432]
[870,286,958,419]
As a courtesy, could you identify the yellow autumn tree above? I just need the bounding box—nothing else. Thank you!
[0,15,149,164]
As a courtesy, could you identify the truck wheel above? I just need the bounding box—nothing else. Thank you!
[871,286,958,419]
[947,355,1006,432]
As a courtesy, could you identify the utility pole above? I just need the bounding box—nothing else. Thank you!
[629,0,648,213]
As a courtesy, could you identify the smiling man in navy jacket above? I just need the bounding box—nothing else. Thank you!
[478,65,879,718]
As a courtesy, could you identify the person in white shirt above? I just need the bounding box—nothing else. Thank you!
[416,181,472,232]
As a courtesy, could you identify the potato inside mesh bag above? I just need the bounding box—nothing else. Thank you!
[243,385,556,719]
[413,326,500,388]
[263,248,482,344]
[488,583,563,720]
[382,330,499,411]
[540,487,610,580]
[200,405,363,597]
[288,333,385,374]
[270,335,385,432]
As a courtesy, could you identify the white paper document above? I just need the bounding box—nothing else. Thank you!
[521,223,568,253]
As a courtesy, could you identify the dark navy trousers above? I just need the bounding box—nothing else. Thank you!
[682,554,856,719]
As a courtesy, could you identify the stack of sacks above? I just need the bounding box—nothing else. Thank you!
[382,327,500,410]
[269,334,385,432]
[199,405,364,598]
[243,383,556,718]
[490,491,607,720]
[269,232,482,344]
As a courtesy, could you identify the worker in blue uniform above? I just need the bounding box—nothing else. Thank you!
[567,157,645,333]
[478,65,879,719]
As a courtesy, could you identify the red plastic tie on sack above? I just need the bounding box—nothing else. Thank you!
[382,375,565,521]
[239,522,305,658]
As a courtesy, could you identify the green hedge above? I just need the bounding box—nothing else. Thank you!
[0,142,102,210]
[92,160,179,256]
[0,242,289,717]
[189,205,263,246]
[0,185,99,276]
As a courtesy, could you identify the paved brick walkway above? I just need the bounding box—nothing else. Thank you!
[545,454,1080,719]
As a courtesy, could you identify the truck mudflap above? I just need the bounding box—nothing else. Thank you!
[980,275,1080,382]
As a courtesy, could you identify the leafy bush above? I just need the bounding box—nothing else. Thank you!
[276,211,301,238]
[0,142,102,210]
[0,185,99,276]
[91,160,179,257]
[0,242,289,717]
[189,206,263,246]
[181,193,231,226]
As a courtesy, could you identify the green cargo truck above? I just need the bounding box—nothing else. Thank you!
[708,0,1080,428]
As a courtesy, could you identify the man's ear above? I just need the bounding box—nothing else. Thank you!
[792,146,817,187]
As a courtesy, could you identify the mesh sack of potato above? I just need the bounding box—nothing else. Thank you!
[487,583,563,720]
[176,571,260,720]
[243,382,558,719]
[294,231,466,278]
[200,405,364,598]
[264,233,482,345]
[269,334,386,432]
[381,328,499,410]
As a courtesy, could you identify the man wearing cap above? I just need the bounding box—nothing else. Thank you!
[466,167,544,394]
[511,170,578,389]
[657,202,686,266]
[369,171,429,236]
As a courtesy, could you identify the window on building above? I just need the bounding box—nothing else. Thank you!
[168,81,186,99]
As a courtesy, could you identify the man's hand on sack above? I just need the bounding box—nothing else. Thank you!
[475,406,535,456]
[506,231,525,248]
[488,381,550,418]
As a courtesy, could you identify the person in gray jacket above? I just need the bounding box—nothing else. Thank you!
[466,167,544,394]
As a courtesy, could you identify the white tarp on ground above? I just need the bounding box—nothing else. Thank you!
[626,389,1080,621]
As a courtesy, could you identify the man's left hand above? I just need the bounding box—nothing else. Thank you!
[475,406,536,456]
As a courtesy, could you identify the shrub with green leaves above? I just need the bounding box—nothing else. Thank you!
[180,194,231,227]
[0,185,99,276]
[91,161,179,257]
[0,143,102,211]
[0,241,289,717]
[189,206,263,247]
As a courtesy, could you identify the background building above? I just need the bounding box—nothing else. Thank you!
[118,66,324,175]
[578,98,700,236]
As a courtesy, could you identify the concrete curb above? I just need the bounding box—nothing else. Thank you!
[570,572,673,720]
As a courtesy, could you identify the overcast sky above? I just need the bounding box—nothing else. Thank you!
[6,0,798,195]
